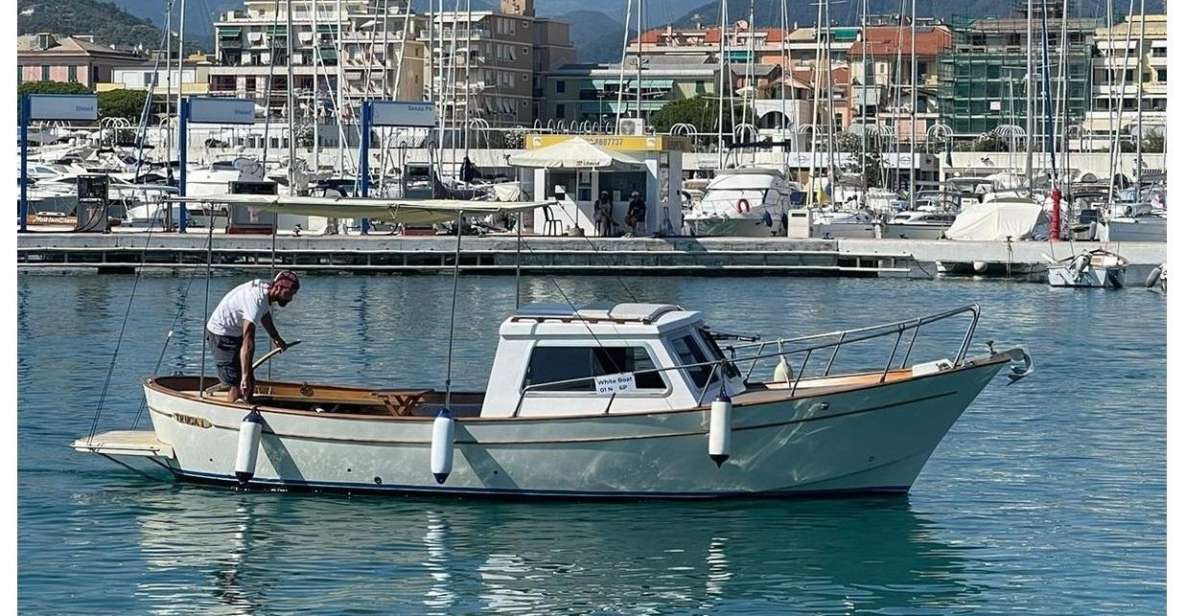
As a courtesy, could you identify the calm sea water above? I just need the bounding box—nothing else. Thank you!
[18,272,1165,614]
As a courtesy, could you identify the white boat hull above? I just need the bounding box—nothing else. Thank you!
[1097,218,1167,242]
[1047,265,1125,289]
[879,223,951,240]
[139,359,1005,498]
[685,215,783,238]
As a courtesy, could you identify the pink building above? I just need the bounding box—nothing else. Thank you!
[17,33,145,89]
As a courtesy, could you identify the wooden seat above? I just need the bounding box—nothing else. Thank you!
[371,390,433,416]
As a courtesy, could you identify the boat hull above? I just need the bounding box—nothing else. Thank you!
[685,216,783,238]
[143,360,1005,498]
[879,223,951,240]
[1047,265,1125,289]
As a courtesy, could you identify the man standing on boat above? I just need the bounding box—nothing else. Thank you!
[205,271,300,402]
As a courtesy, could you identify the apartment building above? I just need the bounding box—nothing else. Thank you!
[937,14,1098,138]
[544,56,719,126]
[848,25,952,142]
[17,33,146,89]
[627,23,854,70]
[1083,13,1166,143]
[426,0,574,127]
[209,0,424,118]
[98,53,214,98]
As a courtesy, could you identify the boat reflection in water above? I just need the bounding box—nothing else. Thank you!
[130,485,984,614]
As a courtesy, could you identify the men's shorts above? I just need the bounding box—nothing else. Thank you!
[205,330,244,386]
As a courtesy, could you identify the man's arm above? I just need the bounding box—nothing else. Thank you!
[260,313,286,350]
[240,320,256,392]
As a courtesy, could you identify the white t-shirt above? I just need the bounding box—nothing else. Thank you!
[206,280,271,337]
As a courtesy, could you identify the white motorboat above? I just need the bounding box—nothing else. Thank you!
[684,169,801,237]
[810,208,879,239]
[1096,213,1167,242]
[880,210,957,240]
[1046,248,1128,289]
[74,301,1033,499]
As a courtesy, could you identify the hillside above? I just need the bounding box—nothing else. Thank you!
[556,10,630,63]
[670,0,1167,30]
[19,0,208,52]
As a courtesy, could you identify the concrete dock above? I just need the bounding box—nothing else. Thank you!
[16,232,1165,282]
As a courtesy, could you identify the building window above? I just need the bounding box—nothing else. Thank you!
[41,65,50,81]
[556,81,566,94]
[556,103,566,117]
[67,66,77,83]
[1157,68,1167,82]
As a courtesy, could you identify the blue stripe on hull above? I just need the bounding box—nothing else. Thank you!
[173,469,910,501]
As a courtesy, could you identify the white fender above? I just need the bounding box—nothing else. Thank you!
[234,409,264,485]
[972,261,988,274]
[773,357,793,384]
[430,409,455,484]
[708,394,733,467]
[1146,265,1163,288]
[1072,253,1091,276]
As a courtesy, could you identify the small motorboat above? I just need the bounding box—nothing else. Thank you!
[74,302,1033,499]
[879,210,957,240]
[1046,248,1128,289]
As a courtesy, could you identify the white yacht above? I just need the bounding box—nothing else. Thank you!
[74,302,1032,498]
[880,210,957,240]
[810,208,879,239]
[684,169,801,237]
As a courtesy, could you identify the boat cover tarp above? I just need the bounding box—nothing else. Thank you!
[946,200,1049,241]
[507,137,644,169]
[176,195,553,225]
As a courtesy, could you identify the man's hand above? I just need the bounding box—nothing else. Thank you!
[239,373,256,401]
[272,337,288,352]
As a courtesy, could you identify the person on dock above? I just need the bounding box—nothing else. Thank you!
[205,271,300,402]
[595,191,614,237]
[626,191,647,237]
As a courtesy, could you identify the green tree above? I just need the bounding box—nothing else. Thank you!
[18,80,89,98]
[649,95,738,135]
[97,88,148,122]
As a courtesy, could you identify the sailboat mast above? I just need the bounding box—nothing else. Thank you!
[176,0,186,166]
[716,0,727,167]
[779,0,789,178]
[336,0,345,176]
[287,0,296,189]
[165,3,173,162]
[1135,0,1146,191]
[1024,0,1034,190]
[636,0,643,122]
[312,0,320,171]
[859,0,868,200]
[908,0,916,209]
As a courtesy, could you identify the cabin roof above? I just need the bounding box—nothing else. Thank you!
[503,303,703,337]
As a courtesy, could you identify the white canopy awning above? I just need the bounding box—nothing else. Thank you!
[507,137,644,170]
[176,195,553,225]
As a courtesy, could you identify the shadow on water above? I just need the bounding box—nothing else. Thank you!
[115,484,985,615]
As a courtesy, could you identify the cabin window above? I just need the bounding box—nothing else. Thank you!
[671,335,716,388]
[523,346,665,392]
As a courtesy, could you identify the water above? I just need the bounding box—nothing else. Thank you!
[18,273,1165,614]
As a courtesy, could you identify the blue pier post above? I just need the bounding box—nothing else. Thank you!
[19,96,29,233]
[359,101,371,235]
[178,97,189,233]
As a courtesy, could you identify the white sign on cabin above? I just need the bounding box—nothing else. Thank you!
[370,101,437,127]
[595,372,637,395]
[28,95,97,121]
[188,97,255,125]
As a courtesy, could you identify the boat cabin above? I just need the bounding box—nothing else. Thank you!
[480,303,743,417]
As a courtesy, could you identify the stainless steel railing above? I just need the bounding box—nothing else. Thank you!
[509,304,981,418]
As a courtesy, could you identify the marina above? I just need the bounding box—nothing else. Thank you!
[13,0,1172,611]
[18,232,1167,282]
[18,273,1166,613]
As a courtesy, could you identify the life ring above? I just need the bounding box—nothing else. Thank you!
[735,199,751,214]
